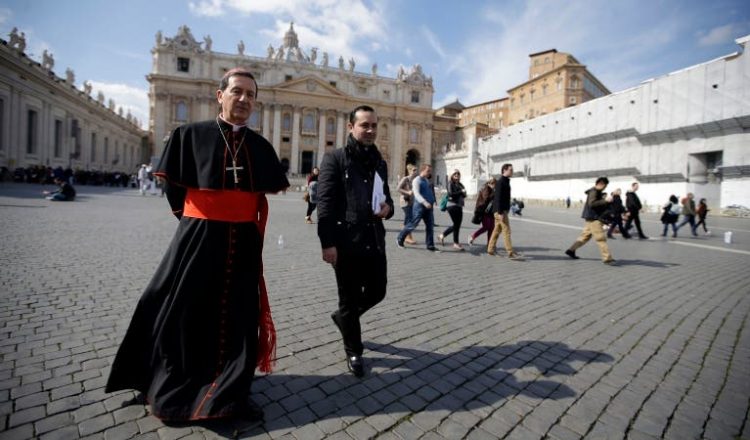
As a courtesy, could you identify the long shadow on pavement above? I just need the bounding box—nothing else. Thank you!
[168,340,614,437]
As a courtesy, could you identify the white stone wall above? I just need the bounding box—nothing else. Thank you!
[471,35,750,209]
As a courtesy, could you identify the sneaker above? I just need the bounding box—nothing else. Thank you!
[705,231,711,236]
[438,234,445,246]
[396,239,405,249]
[603,259,617,266]
[565,249,579,259]
[508,252,525,261]
[467,235,474,247]
[452,243,465,251]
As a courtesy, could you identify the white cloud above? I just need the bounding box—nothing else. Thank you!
[449,1,691,106]
[89,81,149,129]
[191,0,387,71]
[0,7,12,26]
[698,24,736,47]
[420,26,446,59]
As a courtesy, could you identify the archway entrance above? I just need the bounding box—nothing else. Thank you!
[405,149,420,175]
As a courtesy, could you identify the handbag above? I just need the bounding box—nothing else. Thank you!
[439,193,449,212]
[303,191,310,202]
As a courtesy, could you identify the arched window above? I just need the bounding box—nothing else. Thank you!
[326,117,335,135]
[176,102,188,122]
[303,113,315,132]
[570,76,580,89]
[282,113,291,132]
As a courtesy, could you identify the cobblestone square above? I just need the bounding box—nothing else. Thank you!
[1,183,749,439]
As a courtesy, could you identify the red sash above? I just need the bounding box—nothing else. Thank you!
[183,189,276,374]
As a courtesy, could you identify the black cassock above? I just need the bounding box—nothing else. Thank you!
[106,119,288,421]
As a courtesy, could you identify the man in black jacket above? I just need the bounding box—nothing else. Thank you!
[565,177,615,265]
[487,163,523,260]
[623,182,648,239]
[317,105,394,377]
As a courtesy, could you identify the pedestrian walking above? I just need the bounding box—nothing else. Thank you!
[468,178,496,246]
[397,164,438,251]
[304,167,319,224]
[623,182,649,239]
[487,163,524,260]
[660,195,680,238]
[106,68,289,422]
[438,169,467,250]
[695,198,710,235]
[675,192,698,237]
[606,188,631,239]
[397,164,418,245]
[565,177,616,265]
[317,105,394,377]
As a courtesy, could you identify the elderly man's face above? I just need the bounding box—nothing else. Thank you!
[217,75,256,124]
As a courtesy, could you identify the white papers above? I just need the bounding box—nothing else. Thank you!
[372,171,385,214]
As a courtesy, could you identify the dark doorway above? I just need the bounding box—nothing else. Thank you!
[301,151,314,175]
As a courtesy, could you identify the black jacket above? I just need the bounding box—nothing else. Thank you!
[493,175,511,213]
[625,191,642,212]
[610,194,626,216]
[581,187,610,221]
[317,135,394,255]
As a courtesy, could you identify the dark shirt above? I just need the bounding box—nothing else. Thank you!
[493,175,511,213]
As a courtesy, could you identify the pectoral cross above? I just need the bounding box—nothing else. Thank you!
[226,160,244,184]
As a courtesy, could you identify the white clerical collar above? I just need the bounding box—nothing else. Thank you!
[218,115,247,132]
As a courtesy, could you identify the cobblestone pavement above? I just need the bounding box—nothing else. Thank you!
[1,182,749,440]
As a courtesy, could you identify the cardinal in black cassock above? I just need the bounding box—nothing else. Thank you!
[106,69,289,421]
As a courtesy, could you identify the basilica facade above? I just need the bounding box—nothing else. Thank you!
[149,24,435,181]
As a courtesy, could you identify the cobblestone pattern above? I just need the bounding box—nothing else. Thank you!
[1,183,748,439]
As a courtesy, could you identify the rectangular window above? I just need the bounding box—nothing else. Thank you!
[91,133,97,162]
[0,98,4,150]
[72,119,81,158]
[104,137,109,163]
[26,110,38,154]
[329,81,337,87]
[285,75,293,82]
[54,120,63,158]
[177,57,190,72]
[411,91,420,103]
[282,136,290,143]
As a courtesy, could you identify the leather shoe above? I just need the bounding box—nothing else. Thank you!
[347,355,365,377]
[239,397,264,421]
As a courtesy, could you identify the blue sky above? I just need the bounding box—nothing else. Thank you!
[2,0,749,129]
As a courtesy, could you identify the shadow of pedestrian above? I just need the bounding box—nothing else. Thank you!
[609,259,679,268]
[155,340,613,437]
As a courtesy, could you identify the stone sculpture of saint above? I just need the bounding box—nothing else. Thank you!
[322,52,329,67]
[237,40,245,56]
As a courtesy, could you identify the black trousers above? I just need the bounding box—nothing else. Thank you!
[442,205,463,243]
[624,210,647,238]
[333,251,387,357]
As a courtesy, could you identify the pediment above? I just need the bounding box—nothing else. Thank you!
[272,76,348,97]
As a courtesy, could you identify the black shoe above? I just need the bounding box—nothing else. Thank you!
[396,239,405,249]
[607,235,615,239]
[239,397,264,421]
[347,355,365,377]
[639,236,649,240]
[565,249,580,259]
[426,246,439,252]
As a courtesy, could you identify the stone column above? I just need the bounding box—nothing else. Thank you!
[392,120,404,178]
[291,107,301,174]
[423,125,433,167]
[262,106,271,139]
[336,111,346,148]
[272,106,281,157]
[317,111,327,165]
